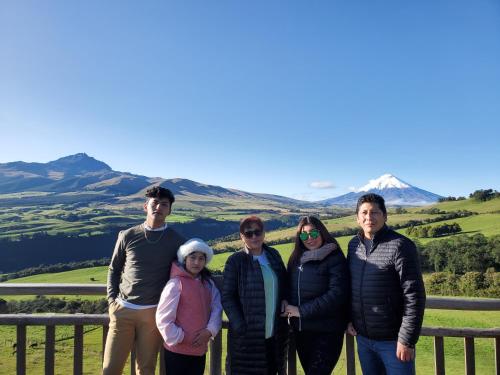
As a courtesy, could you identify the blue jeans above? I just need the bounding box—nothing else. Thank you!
[356,335,415,375]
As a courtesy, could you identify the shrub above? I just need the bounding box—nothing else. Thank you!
[427,272,460,296]
[426,270,500,298]
[459,272,485,296]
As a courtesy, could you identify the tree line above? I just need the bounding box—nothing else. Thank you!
[406,222,462,238]
[419,233,499,274]
[469,189,500,201]
[415,234,500,297]
[426,269,499,298]
[0,296,108,314]
[439,188,499,202]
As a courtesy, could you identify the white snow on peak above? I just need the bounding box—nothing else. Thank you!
[357,174,411,192]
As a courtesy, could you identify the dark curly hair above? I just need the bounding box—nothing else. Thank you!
[145,186,175,205]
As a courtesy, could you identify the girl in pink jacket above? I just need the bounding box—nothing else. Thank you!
[156,238,222,375]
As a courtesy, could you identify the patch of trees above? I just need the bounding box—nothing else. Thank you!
[426,269,499,298]
[415,234,500,297]
[438,196,466,202]
[419,233,500,274]
[417,208,447,214]
[406,222,462,238]
[469,189,500,202]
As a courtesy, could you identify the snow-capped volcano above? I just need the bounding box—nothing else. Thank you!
[358,174,411,192]
[319,174,442,207]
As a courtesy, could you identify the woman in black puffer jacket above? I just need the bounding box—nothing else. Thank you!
[222,216,288,375]
[285,216,350,375]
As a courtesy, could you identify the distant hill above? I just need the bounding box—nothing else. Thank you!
[0,153,314,210]
[320,174,442,206]
[0,154,447,209]
[0,153,156,195]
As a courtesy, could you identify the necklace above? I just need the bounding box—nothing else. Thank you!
[143,223,167,244]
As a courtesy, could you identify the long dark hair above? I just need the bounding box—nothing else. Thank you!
[199,267,213,283]
[287,215,341,269]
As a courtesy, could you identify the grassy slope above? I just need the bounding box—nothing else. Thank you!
[214,198,500,250]
[5,197,499,292]
[213,213,437,250]
[398,213,500,244]
[423,197,500,214]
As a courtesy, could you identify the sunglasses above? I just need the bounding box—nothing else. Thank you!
[299,229,320,241]
[243,229,263,238]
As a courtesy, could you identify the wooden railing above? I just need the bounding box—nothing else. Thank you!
[1,282,499,375]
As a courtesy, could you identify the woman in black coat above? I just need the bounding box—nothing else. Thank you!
[222,216,288,375]
[284,216,350,375]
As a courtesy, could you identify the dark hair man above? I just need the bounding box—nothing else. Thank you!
[346,193,426,375]
[103,186,186,375]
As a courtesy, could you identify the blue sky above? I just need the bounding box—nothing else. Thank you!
[1,1,499,201]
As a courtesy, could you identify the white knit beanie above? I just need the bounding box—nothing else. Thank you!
[177,238,214,264]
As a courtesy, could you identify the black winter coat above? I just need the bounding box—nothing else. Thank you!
[348,226,426,346]
[222,245,288,375]
[288,245,350,334]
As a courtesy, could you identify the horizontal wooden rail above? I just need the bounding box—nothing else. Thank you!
[1,283,500,375]
[425,296,500,311]
[2,283,500,310]
[422,326,500,338]
[1,314,499,375]
[1,314,499,336]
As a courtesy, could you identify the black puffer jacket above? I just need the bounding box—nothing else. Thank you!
[222,245,288,375]
[348,226,426,346]
[288,244,350,334]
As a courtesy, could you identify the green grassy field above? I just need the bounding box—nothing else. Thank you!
[212,212,440,251]
[0,188,342,241]
[0,204,193,240]
[213,198,500,251]
[422,197,500,214]
[398,213,500,243]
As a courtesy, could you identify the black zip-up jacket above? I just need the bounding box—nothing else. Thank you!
[347,225,426,346]
[288,246,350,334]
[222,244,288,375]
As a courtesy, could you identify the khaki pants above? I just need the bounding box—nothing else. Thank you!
[102,302,161,375]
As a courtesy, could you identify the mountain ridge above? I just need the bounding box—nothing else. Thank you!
[0,154,442,207]
[0,154,313,209]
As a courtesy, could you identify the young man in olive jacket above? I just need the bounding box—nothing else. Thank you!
[103,186,186,375]
[346,194,426,375]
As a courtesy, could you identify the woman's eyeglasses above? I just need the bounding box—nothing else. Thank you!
[299,229,320,241]
[243,229,263,238]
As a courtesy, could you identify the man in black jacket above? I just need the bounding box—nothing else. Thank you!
[346,194,425,375]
